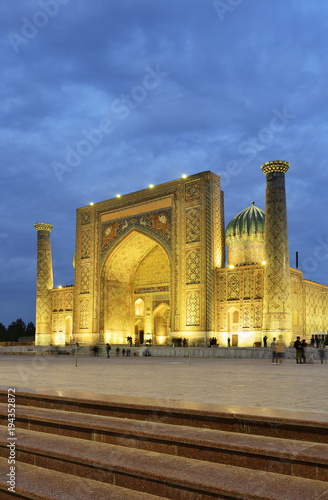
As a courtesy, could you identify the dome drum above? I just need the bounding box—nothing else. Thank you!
[228,243,265,268]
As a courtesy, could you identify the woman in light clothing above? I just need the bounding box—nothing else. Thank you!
[276,335,286,365]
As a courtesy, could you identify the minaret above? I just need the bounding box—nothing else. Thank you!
[261,161,292,339]
[34,223,53,345]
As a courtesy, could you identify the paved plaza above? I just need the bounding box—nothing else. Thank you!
[1,355,327,414]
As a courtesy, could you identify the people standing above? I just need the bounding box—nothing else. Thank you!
[276,335,286,365]
[301,339,307,363]
[318,341,325,364]
[271,337,278,364]
[227,337,231,347]
[263,335,268,348]
[106,343,111,358]
[293,336,303,364]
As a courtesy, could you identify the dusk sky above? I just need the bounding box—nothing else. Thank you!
[1,0,328,328]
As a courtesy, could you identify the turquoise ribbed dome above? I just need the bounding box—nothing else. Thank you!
[226,202,265,244]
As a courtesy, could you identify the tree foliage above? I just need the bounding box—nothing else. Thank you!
[26,322,36,337]
[0,323,7,342]
[0,319,35,342]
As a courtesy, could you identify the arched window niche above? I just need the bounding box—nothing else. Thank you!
[135,298,144,316]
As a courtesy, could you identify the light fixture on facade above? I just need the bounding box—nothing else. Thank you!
[262,261,266,265]
[149,184,154,188]
[182,174,187,179]
[116,194,121,198]
[90,202,94,206]
[229,264,234,269]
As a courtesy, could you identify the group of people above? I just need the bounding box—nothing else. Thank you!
[270,336,286,365]
[105,344,134,358]
[209,337,218,347]
[293,336,326,364]
[270,336,326,364]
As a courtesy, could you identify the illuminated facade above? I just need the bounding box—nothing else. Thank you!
[35,164,328,346]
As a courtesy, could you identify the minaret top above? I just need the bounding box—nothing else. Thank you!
[261,160,289,175]
[34,223,53,232]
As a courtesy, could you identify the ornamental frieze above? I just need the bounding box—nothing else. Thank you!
[101,209,172,253]
[134,286,170,294]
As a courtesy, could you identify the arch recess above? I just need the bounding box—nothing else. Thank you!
[101,230,172,344]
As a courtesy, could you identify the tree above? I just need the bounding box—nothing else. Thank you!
[0,323,7,342]
[6,318,26,342]
[25,322,35,338]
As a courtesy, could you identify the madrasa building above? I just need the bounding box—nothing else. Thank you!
[34,161,328,347]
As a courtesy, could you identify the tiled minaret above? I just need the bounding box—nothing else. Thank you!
[261,161,292,338]
[34,223,53,345]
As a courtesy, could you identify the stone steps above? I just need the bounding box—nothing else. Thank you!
[0,403,328,482]
[1,389,328,443]
[0,389,328,499]
[0,457,163,500]
[1,426,328,499]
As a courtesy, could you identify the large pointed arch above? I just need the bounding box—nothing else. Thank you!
[100,229,172,343]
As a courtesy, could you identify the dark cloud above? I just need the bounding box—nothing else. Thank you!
[1,0,328,326]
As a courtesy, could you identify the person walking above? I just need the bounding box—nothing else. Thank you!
[293,336,303,364]
[106,343,111,358]
[276,335,286,365]
[271,337,278,364]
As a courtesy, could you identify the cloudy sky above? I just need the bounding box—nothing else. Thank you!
[1,0,328,327]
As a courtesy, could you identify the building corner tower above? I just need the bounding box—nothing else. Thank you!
[34,223,53,345]
[261,161,292,341]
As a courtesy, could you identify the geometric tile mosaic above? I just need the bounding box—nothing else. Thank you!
[186,250,200,284]
[186,208,200,243]
[81,230,91,259]
[81,210,91,225]
[79,299,89,329]
[185,180,200,202]
[186,291,200,326]
[227,274,240,301]
[81,265,90,294]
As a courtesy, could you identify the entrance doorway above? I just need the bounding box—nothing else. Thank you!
[232,334,238,347]
[227,307,239,334]
[103,231,171,343]
[139,330,144,344]
[134,320,144,344]
[153,303,170,344]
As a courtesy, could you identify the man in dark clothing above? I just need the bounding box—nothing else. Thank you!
[294,336,302,363]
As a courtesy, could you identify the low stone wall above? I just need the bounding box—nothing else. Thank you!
[144,346,296,359]
[0,345,315,361]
